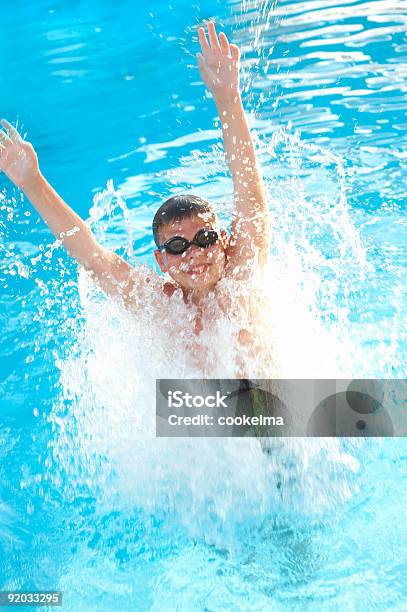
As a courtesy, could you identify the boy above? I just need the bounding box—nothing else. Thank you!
[0,22,269,339]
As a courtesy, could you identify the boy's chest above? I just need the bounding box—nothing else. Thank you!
[193,312,203,336]
[158,281,257,373]
[162,281,231,336]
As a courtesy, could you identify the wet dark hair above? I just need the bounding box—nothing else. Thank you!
[152,194,217,247]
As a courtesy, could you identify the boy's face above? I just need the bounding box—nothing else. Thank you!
[154,214,228,292]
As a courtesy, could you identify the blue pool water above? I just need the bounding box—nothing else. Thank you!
[1,0,406,609]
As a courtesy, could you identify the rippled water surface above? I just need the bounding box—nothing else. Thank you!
[0,0,406,610]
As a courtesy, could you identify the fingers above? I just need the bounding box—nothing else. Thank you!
[0,134,9,167]
[1,119,20,142]
[230,44,240,62]
[0,129,12,145]
[198,27,210,56]
[196,52,207,77]
[198,23,236,58]
[219,31,230,56]
[207,21,221,53]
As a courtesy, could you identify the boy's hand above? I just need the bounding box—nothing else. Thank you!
[0,119,39,190]
[0,118,140,307]
[197,22,240,104]
[196,23,269,272]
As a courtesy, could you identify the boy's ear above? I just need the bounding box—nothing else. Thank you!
[154,249,168,273]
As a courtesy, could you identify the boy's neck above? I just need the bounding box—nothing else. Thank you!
[181,284,216,307]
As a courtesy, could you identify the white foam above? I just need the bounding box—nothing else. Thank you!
[46,127,384,547]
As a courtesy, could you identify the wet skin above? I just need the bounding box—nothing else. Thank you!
[154,214,229,305]
[153,214,257,371]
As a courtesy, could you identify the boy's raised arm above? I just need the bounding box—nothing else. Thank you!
[0,119,137,305]
[197,22,270,270]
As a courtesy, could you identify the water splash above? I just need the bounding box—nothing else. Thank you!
[43,127,383,558]
[88,179,135,262]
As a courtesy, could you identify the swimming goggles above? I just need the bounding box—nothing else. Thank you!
[158,228,219,255]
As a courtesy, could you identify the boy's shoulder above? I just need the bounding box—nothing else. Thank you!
[127,264,173,299]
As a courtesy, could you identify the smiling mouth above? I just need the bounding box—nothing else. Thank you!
[186,264,210,275]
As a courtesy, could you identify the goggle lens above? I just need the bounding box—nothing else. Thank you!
[162,229,219,255]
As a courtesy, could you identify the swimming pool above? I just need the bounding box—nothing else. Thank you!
[1,0,406,609]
